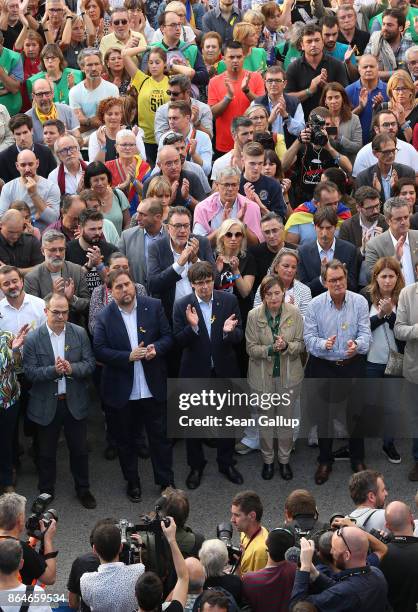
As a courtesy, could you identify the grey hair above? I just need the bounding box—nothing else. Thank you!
[77,47,102,69]
[0,494,27,531]
[406,45,418,61]
[116,129,137,144]
[217,167,241,182]
[199,539,228,577]
[54,133,79,154]
[42,229,65,245]
[245,104,269,119]
[383,196,410,219]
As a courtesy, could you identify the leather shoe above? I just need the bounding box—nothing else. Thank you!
[127,484,142,503]
[219,465,244,485]
[279,463,293,480]
[314,463,332,485]
[77,490,97,509]
[261,463,274,480]
[351,461,367,473]
[186,468,204,489]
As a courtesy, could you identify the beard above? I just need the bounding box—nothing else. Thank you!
[45,255,64,268]
[5,288,21,299]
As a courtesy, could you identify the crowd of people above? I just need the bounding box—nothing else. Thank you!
[1,0,418,607]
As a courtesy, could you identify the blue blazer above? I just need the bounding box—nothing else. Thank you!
[173,290,242,378]
[297,237,358,297]
[93,296,173,408]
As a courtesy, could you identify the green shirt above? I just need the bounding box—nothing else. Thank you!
[266,308,281,378]
[0,47,22,115]
[27,67,84,105]
[371,7,418,43]
[217,47,267,74]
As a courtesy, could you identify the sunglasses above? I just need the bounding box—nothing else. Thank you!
[225,231,243,238]
[337,527,352,554]
[113,18,128,25]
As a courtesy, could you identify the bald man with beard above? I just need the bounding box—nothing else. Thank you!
[0,150,60,233]
[379,501,418,612]
[291,527,388,611]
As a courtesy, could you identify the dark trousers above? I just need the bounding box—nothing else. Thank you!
[107,398,173,487]
[306,355,366,466]
[36,400,89,493]
[0,402,19,486]
[144,143,158,167]
[186,438,235,471]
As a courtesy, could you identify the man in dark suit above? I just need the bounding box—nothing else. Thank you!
[118,198,166,287]
[355,134,416,204]
[339,186,388,287]
[147,206,216,322]
[298,207,358,297]
[173,261,244,489]
[0,114,56,184]
[23,293,96,508]
[93,270,174,502]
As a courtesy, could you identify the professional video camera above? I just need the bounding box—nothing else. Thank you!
[217,522,242,570]
[25,494,58,541]
[117,498,171,578]
[308,112,328,147]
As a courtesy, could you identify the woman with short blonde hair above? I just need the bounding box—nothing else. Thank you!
[217,21,267,74]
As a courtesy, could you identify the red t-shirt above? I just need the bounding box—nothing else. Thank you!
[208,70,265,153]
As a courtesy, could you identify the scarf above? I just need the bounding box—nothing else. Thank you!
[115,156,151,215]
[285,200,352,232]
[57,159,87,195]
[35,103,58,124]
[368,31,397,71]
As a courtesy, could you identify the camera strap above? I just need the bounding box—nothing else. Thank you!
[241,526,262,552]
[334,566,371,582]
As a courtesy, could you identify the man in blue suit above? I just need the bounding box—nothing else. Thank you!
[93,270,174,503]
[173,261,244,490]
[298,207,358,297]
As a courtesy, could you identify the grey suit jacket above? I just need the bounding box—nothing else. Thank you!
[24,261,90,324]
[117,225,166,286]
[365,229,418,281]
[23,322,96,426]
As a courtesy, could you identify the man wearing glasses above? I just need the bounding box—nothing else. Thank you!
[47,134,87,195]
[355,133,415,204]
[99,7,146,58]
[23,292,97,508]
[406,44,418,87]
[24,229,90,326]
[304,259,371,484]
[26,78,80,145]
[353,109,418,178]
[254,66,305,147]
[291,528,388,610]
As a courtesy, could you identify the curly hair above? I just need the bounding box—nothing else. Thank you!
[96,96,124,124]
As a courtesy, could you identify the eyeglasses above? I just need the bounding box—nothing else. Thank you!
[113,18,128,25]
[377,148,398,155]
[44,246,65,253]
[47,308,69,317]
[327,275,346,284]
[380,121,398,128]
[169,223,190,230]
[363,203,380,212]
[266,78,285,84]
[263,228,281,234]
[162,159,180,167]
[58,145,78,156]
[44,55,59,61]
[225,231,243,238]
[48,7,63,12]
[34,90,53,97]
[218,182,239,189]
[165,22,182,28]
[336,527,352,554]
[167,89,181,96]
[193,278,214,286]
[393,86,408,92]
[407,59,418,65]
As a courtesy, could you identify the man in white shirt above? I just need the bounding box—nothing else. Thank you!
[69,49,119,136]
[0,266,45,334]
[211,116,254,182]
[48,135,86,195]
[352,109,418,177]
[365,197,418,283]
[80,522,144,612]
[159,101,212,176]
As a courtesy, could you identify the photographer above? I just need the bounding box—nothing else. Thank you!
[290,529,388,611]
[135,517,189,612]
[0,493,57,586]
[80,522,145,612]
[379,501,418,612]
[230,491,268,575]
[281,107,352,206]
[346,470,388,533]
[161,488,205,558]
[284,490,326,539]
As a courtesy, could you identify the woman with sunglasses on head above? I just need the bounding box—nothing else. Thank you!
[105,129,151,216]
[246,274,304,480]
[27,43,84,105]
[103,47,130,94]
[122,45,170,166]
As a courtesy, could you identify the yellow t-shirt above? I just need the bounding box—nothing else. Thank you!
[132,70,170,144]
[239,525,269,575]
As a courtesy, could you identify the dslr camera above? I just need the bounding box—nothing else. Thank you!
[217,522,242,568]
[25,494,58,540]
[308,112,328,147]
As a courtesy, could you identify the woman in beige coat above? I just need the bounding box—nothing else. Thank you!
[246,275,305,481]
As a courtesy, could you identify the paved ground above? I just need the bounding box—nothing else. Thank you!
[14,403,418,600]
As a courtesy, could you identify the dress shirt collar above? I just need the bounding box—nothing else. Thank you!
[144,226,164,239]
[327,290,347,308]
[46,322,66,337]
[317,238,336,254]
[389,230,409,246]
[3,292,30,311]
[196,293,213,306]
[118,299,137,315]
[359,214,378,233]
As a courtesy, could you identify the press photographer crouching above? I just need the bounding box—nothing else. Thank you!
[161,488,205,559]
[0,493,57,586]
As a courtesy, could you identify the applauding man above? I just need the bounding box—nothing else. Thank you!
[173,261,244,489]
